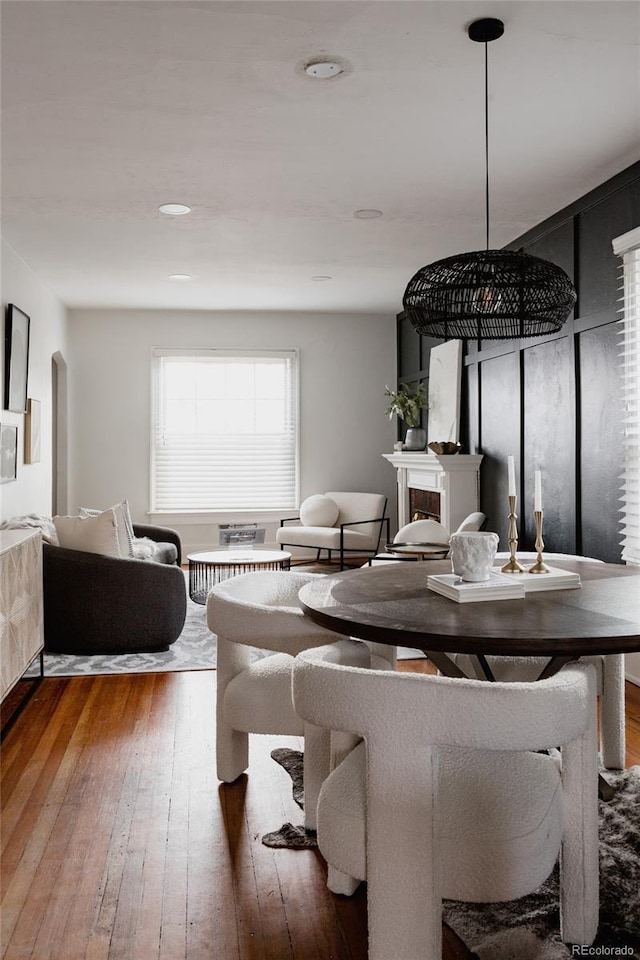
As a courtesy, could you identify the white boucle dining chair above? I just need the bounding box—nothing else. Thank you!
[292,640,599,960]
[451,552,625,770]
[206,571,396,830]
[368,511,486,565]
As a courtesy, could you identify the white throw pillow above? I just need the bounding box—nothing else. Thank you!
[132,537,158,560]
[79,500,134,557]
[54,509,124,558]
[299,495,339,527]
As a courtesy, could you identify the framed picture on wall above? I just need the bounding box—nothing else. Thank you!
[427,339,463,444]
[0,424,18,482]
[4,304,30,413]
[24,398,41,464]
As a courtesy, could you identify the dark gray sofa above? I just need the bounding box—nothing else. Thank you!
[43,523,187,655]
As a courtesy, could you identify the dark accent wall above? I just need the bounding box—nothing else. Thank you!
[397,161,640,561]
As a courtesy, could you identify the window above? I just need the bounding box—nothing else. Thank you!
[613,228,640,564]
[151,349,298,512]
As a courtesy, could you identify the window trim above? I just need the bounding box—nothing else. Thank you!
[149,347,300,517]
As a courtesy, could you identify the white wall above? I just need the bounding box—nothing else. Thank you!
[67,308,398,553]
[0,240,68,522]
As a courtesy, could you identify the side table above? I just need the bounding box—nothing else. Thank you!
[187,549,292,604]
[369,541,451,565]
[384,541,450,560]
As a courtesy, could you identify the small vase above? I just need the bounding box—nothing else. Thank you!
[404,427,427,451]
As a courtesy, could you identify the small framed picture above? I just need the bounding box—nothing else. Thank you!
[24,398,41,464]
[0,424,18,482]
[4,304,30,413]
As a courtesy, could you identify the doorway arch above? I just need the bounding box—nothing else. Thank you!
[51,351,68,516]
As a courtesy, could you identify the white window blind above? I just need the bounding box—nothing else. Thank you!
[613,228,640,564]
[151,349,298,512]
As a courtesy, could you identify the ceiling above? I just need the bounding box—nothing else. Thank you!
[1,1,639,314]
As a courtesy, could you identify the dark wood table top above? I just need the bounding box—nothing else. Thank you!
[298,558,640,657]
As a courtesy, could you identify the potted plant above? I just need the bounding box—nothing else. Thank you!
[384,383,428,450]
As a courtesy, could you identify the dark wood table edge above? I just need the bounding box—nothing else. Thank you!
[298,562,640,659]
[299,596,640,659]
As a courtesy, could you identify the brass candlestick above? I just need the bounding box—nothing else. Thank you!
[501,495,525,573]
[529,510,549,574]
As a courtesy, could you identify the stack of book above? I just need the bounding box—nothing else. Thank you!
[498,565,581,592]
[427,572,525,603]
[427,566,582,603]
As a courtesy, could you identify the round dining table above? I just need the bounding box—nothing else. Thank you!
[298,558,640,680]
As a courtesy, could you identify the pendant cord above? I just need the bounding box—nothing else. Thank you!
[484,39,490,250]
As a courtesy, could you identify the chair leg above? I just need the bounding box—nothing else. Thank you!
[600,654,625,770]
[216,724,249,783]
[327,866,360,896]
[306,643,371,830]
[216,637,252,782]
[366,745,442,960]
[303,722,330,832]
[559,692,599,946]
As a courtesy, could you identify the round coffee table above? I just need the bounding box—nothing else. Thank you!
[187,549,292,604]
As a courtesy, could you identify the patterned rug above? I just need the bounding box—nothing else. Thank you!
[265,749,640,959]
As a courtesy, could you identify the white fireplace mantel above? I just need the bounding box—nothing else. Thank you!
[382,452,483,533]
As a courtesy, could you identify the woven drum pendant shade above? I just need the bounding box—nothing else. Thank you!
[403,249,577,341]
[403,17,577,342]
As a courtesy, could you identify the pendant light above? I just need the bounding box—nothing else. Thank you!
[402,18,576,342]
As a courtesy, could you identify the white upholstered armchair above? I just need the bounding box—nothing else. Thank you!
[368,511,486,564]
[275,492,389,569]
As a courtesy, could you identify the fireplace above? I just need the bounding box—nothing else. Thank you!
[382,452,483,533]
[408,488,441,523]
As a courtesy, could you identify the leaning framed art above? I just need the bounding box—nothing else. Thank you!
[0,424,18,482]
[24,398,41,464]
[4,304,30,413]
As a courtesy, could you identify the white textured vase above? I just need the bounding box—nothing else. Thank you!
[449,531,500,582]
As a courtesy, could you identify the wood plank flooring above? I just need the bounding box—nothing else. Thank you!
[2,668,639,960]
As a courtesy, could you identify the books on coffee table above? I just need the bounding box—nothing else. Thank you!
[427,572,525,603]
[497,565,582,592]
[427,566,582,603]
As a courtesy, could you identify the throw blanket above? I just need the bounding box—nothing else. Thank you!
[0,514,59,544]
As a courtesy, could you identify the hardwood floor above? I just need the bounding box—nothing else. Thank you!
[2,668,639,960]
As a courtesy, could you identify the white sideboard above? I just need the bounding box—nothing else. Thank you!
[0,529,44,702]
[382,452,483,533]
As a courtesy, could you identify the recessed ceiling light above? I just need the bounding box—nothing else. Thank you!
[159,203,192,216]
[311,275,332,281]
[353,209,383,220]
[168,273,192,280]
[304,59,344,80]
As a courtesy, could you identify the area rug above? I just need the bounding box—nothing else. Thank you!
[264,749,640,959]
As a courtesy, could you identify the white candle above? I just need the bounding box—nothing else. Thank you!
[534,470,543,512]
[507,456,516,496]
